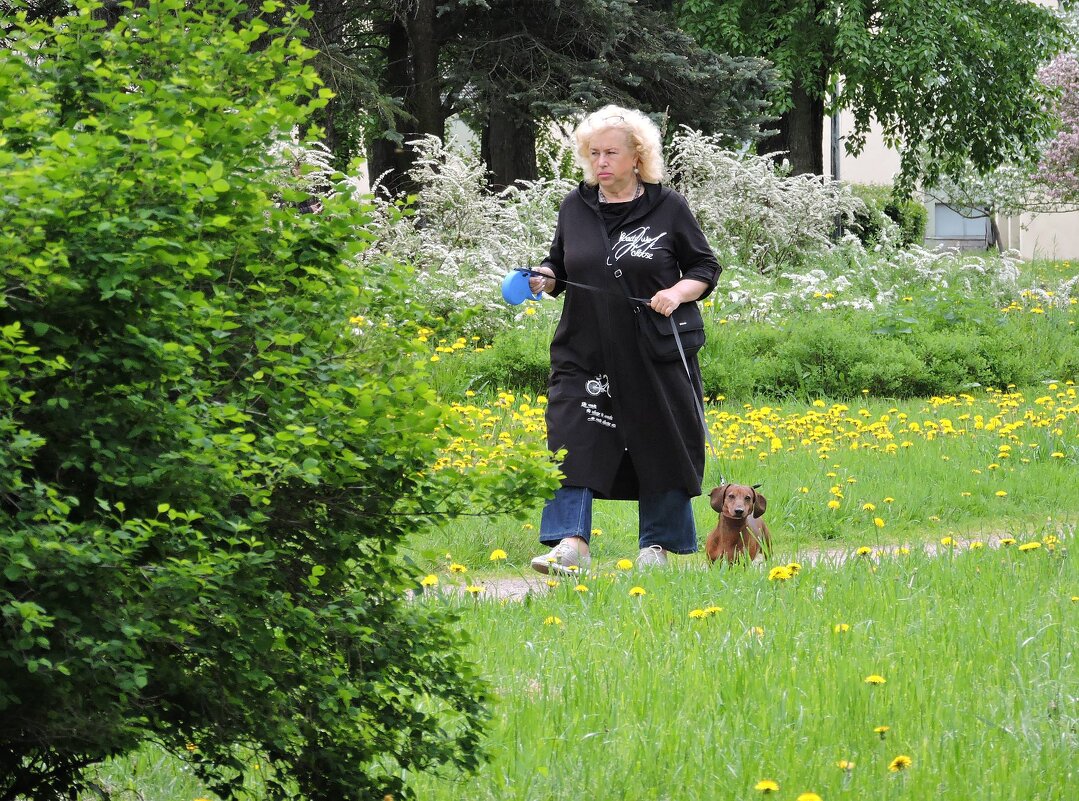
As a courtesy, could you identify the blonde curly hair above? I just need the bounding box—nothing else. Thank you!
[574,104,666,185]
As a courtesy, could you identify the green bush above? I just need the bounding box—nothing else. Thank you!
[457,307,1073,401]
[848,184,894,247]
[885,196,928,247]
[0,3,559,799]
[848,184,928,248]
[466,322,555,392]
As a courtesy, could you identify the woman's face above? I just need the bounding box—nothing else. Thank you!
[588,128,638,194]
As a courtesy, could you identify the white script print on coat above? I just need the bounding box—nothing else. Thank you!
[611,226,668,261]
[581,400,616,429]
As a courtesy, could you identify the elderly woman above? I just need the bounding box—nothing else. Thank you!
[528,105,721,574]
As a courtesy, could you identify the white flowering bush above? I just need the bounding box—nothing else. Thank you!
[360,135,574,336]
[345,130,1076,342]
[667,127,869,275]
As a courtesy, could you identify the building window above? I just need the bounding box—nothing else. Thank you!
[934,204,989,239]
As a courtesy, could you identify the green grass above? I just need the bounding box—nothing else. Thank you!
[407,544,1075,800]
[86,541,1075,801]
[405,385,1079,576]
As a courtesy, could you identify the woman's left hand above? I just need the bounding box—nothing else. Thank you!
[649,288,683,318]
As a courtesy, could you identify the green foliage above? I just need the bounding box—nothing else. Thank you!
[0,2,560,799]
[680,0,1069,191]
[467,323,555,393]
[848,185,928,249]
[443,299,1079,401]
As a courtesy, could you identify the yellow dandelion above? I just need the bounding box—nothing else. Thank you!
[940,536,955,546]
[1071,596,1078,603]
[545,579,559,587]
[449,563,468,573]
[465,585,483,595]
[616,558,634,571]
[704,605,723,615]
[874,517,885,528]
[864,674,886,685]
[420,574,439,588]
[874,725,890,739]
[969,541,985,550]
[1018,541,1041,551]
[754,779,780,793]
[995,490,1008,498]
[689,608,707,619]
[489,549,508,561]
[629,586,647,597]
[862,502,876,511]
[1000,537,1017,546]
[591,528,603,536]
[786,562,802,573]
[833,623,850,633]
[797,794,823,801]
[856,546,872,556]
[768,565,794,581]
[574,584,588,593]
[888,755,912,772]
[543,615,563,626]
[747,626,765,637]
[836,759,854,771]
[828,499,841,510]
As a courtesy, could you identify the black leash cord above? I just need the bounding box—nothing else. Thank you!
[513,267,652,304]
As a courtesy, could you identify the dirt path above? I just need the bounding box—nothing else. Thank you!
[442,533,1049,602]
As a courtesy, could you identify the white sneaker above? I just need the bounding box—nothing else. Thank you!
[530,539,590,576]
[636,545,668,568]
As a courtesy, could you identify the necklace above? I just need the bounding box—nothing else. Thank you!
[598,180,643,204]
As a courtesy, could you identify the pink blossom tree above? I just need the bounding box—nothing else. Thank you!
[1037,53,1079,202]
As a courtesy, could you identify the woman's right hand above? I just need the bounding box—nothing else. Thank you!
[529,265,556,295]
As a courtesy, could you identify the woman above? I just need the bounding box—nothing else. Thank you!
[528,105,721,574]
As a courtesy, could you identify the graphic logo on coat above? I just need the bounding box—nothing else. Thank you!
[585,374,610,397]
[611,226,667,261]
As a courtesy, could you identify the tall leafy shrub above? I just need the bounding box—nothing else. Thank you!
[0,2,559,799]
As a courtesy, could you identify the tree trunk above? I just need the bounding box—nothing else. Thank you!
[368,18,416,196]
[404,0,442,137]
[483,106,538,190]
[367,2,447,198]
[758,80,824,176]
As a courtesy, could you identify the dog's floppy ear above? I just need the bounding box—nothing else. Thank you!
[751,488,767,518]
[709,485,728,513]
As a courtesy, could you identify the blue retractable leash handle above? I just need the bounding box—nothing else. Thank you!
[501,266,723,480]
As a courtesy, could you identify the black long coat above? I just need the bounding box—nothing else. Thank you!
[541,182,721,500]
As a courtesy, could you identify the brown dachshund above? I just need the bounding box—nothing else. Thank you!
[705,484,771,564]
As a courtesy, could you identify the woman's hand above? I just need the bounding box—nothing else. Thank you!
[648,287,684,317]
[529,265,556,295]
[650,278,710,317]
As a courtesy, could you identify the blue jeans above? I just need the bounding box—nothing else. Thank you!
[539,485,698,554]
